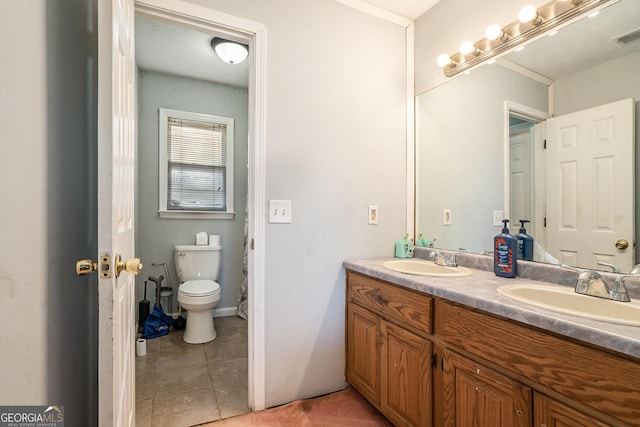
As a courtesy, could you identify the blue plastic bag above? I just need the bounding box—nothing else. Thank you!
[141,304,174,339]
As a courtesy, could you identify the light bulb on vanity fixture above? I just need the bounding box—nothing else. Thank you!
[485,24,509,42]
[459,40,481,56]
[434,0,611,77]
[437,54,456,67]
[210,37,249,65]
[518,5,544,25]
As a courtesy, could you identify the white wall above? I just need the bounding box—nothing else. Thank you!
[136,70,248,314]
[553,50,640,115]
[0,0,97,424]
[184,0,408,407]
[415,0,548,95]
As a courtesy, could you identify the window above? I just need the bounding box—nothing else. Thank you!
[159,108,234,219]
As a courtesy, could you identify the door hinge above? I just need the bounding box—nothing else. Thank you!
[251,238,255,250]
[441,358,445,371]
[431,352,437,368]
[544,217,547,228]
[543,139,547,149]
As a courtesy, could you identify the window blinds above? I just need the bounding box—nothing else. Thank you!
[167,117,227,210]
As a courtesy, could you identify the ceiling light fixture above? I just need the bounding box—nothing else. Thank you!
[436,0,610,77]
[210,37,249,65]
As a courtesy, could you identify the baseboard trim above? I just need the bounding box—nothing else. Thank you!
[213,306,238,318]
[165,305,238,319]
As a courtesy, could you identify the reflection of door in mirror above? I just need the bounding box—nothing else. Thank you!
[509,121,534,232]
[545,98,635,271]
[506,103,548,262]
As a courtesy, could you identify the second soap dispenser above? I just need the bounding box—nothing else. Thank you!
[516,219,534,261]
[494,219,517,278]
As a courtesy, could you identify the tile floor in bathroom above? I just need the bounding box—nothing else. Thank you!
[135,315,249,427]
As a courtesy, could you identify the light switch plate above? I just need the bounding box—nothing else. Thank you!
[368,206,378,225]
[493,210,504,226]
[269,200,292,224]
[443,209,452,225]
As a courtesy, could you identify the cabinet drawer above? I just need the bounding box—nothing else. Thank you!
[442,301,640,426]
[347,270,432,335]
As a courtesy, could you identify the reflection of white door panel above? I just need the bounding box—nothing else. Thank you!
[546,98,634,271]
[510,124,534,226]
[98,0,136,424]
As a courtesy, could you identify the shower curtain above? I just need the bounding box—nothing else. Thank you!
[236,202,248,319]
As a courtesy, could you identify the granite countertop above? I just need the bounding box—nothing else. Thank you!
[343,254,640,360]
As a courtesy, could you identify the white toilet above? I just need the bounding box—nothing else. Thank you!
[174,242,222,344]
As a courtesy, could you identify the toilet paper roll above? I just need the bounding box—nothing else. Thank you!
[136,338,147,357]
[196,232,208,245]
[209,235,220,246]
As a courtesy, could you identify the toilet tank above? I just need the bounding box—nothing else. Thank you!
[174,244,222,282]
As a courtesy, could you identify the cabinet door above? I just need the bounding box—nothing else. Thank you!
[381,320,432,427]
[534,393,610,427]
[347,303,380,405]
[443,349,531,427]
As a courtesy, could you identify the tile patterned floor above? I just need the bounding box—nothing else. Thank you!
[135,316,249,427]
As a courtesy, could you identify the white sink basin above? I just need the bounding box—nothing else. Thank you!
[382,259,472,277]
[497,284,640,326]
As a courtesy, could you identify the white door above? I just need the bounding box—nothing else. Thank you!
[98,0,138,425]
[509,123,535,225]
[546,98,635,271]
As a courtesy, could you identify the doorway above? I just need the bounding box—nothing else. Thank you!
[133,0,267,421]
[505,101,548,262]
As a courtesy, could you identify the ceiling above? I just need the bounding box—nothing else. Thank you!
[135,17,250,88]
[358,0,440,20]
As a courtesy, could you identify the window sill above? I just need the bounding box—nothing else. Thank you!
[159,210,235,220]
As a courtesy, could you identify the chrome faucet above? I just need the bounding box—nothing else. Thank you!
[562,264,631,302]
[432,251,457,267]
[630,264,640,275]
[597,261,621,273]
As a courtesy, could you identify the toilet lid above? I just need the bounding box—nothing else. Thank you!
[179,280,220,297]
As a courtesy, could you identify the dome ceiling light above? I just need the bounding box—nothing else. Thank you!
[211,37,249,65]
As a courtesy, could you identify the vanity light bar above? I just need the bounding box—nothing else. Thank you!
[437,0,613,77]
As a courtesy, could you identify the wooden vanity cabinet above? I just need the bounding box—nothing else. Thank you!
[380,320,432,427]
[441,300,640,426]
[346,303,380,405]
[346,271,433,427]
[534,394,610,427]
[442,349,532,427]
[346,270,640,427]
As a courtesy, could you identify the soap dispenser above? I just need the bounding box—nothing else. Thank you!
[515,219,534,261]
[494,219,517,278]
[395,233,413,258]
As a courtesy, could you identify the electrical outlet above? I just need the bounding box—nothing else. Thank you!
[443,209,452,225]
[493,210,504,226]
[368,206,378,225]
[269,200,292,223]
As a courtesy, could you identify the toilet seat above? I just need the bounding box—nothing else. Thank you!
[178,279,220,297]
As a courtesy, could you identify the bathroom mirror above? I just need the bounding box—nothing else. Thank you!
[416,0,640,271]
